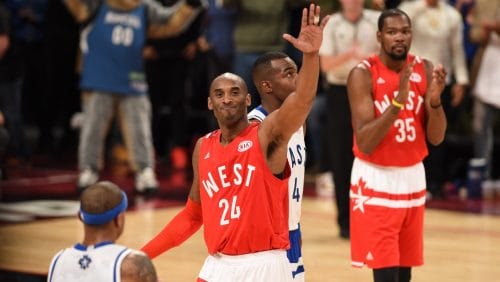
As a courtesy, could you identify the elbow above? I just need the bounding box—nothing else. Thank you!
[358,145,374,156]
[427,135,445,146]
[427,130,445,146]
[356,138,375,155]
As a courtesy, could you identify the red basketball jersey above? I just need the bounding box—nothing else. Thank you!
[198,123,289,255]
[353,54,429,167]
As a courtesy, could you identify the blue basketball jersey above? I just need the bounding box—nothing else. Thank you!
[80,3,148,95]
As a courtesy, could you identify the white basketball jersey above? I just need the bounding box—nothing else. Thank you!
[48,242,131,282]
[248,106,306,230]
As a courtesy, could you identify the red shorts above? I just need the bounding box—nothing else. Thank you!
[350,158,426,269]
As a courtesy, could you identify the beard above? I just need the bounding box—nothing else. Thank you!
[388,46,408,61]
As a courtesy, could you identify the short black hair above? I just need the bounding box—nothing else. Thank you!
[81,181,123,215]
[251,51,289,85]
[377,8,411,31]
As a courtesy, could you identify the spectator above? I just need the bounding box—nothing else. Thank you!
[319,0,380,239]
[469,0,500,183]
[63,0,206,192]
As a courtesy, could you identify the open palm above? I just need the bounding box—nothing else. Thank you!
[283,4,330,54]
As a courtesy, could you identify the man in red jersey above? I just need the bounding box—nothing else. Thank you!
[347,8,447,282]
[140,4,330,281]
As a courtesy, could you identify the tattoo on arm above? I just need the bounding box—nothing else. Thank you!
[121,251,158,282]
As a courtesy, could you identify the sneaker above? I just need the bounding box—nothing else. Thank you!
[135,167,159,193]
[77,168,98,192]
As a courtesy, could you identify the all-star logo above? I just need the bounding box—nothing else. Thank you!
[351,177,370,213]
[79,255,92,270]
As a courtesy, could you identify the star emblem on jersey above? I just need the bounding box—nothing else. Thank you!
[351,177,370,213]
[78,255,92,270]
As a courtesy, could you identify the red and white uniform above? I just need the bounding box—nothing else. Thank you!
[350,54,428,269]
[198,122,290,255]
[353,54,428,167]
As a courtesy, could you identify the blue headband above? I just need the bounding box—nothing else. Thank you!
[80,191,128,225]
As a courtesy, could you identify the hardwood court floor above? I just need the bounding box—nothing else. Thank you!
[1,197,500,281]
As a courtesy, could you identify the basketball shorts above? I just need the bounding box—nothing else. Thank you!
[197,249,292,282]
[350,158,426,269]
[287,227,304,281]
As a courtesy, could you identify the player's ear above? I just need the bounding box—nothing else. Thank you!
[115,213,125,230]
[261,81,272,94]
[208,96,214,110]
[246,93,251,107]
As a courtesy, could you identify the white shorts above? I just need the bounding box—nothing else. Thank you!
[198,250,292,282]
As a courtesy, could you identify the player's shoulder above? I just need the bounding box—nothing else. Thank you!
[121,250,158,282]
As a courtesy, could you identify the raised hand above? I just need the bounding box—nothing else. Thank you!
[428,64,447,105]
[282,3,330,54]
[396,59,416,104]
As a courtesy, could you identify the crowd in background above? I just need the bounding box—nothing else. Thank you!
[0,0,499,199]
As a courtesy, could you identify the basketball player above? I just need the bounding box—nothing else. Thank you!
[347,9,447,282]
[140,4,329,281]
[248,51,306,281]
[47,181,158,282]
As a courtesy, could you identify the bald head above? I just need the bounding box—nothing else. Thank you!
[210,72,248,95]
[80,181,124,215]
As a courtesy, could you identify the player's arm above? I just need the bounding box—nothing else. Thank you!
[62,0,99,23]
[140,139,203,259]
[259,4,328,166]
[146,0,206,38]
[121,250,158,282]
[348,63,408,155]
[423,59,447,145]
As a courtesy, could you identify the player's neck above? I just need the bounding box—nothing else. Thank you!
[380,54,407,73]
[261,100,280,115]
[219,120,250,145]
[82,229,118,247]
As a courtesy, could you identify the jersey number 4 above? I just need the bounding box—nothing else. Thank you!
[219,196,241,226]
